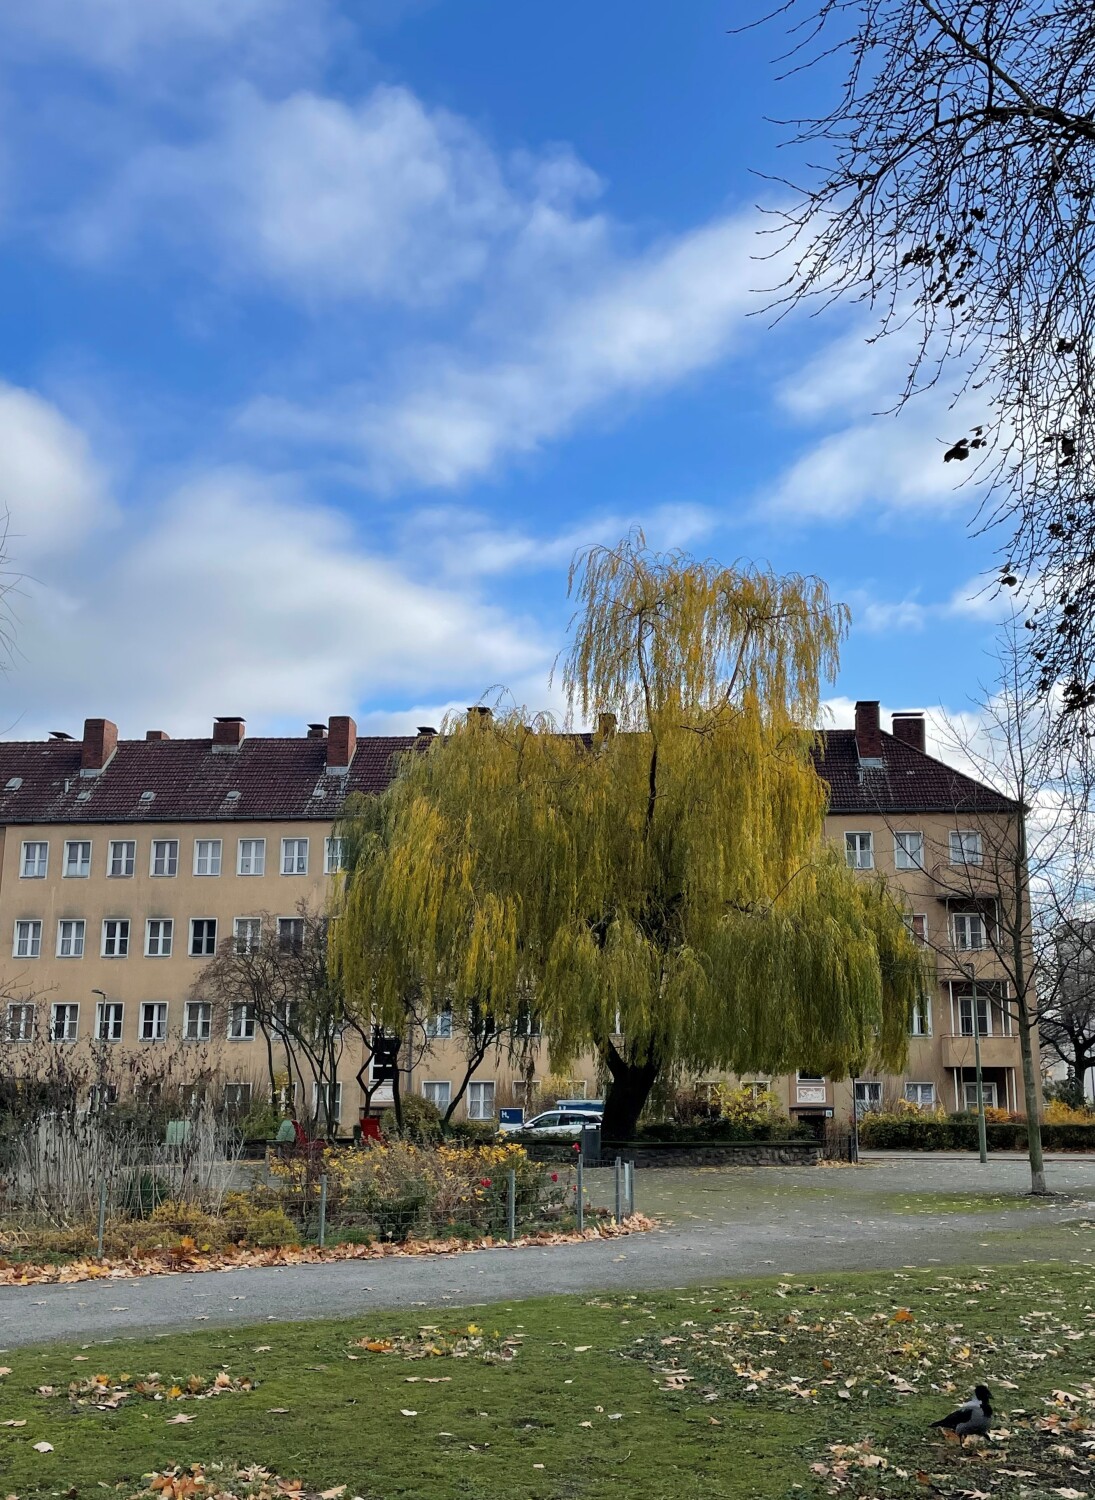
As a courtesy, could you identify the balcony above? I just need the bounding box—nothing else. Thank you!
[941,1033,1019,1070]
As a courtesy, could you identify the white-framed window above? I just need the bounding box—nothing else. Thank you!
[20,841,48,878]
[953,911,987,951]
[89,1082,119,1110]
[515,1009,542,1038]
[894,831,924,870]
[311,1081,342,1125]
[57,918,85,957]
[194,839,222,877]
[426,1008,453,1039]
[325,837,345,874]
[223,1081,253,1115]
[5,1002,35,1042]
[743,1079,771,1100]
[234,916,261,954]
[228,1002,257,1040]
[96,1000,124,1041]
[281,838,309,876]
[468,1081,495,1120]
[904,913,928,946]
[277,917,304,954]
[63,840,91,878]
[422,1080,451,1111]
[101,918,130,958]
[910,995,932,1036]
[108,840,136,878]
[189,918,217,957]
[184,1000,212,1041]
[904,1082,936,1108]
[140,1001,168,1041]
[950,829,983,865]
[845,831,874,870]
[150,839,179,877]
[146,918,173,957]
[963,1079,998,1110]
[958,990,991,1038]
[13,919,42,959]
[854,1080,883,1118]
[238,838,265,876]
[50,1002,79,1042]
[797,1073,825,1083]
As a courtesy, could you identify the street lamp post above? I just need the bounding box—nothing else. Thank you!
[966,966,988,1165]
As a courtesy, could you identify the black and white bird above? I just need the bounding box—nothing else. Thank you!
[931,1385,993,1443]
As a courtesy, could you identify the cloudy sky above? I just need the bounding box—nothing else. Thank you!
[0,0,1007,743]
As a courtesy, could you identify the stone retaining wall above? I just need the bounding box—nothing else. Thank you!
[601,1141,822,1169]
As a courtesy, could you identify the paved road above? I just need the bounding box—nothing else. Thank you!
[2,1156,1093,1351]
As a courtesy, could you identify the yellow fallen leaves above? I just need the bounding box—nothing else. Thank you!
[0,1216,653,1287]
[139,1465,361,1500]
[62,1369,255,1409]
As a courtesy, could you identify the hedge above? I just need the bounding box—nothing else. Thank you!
[858,1112,1095,1152]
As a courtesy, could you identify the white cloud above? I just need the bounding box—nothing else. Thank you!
[70,83,607,307]
[847,572,1016,638]
[0,383,116,562]
[242,211,763,489]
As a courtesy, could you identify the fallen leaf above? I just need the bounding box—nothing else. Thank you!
[320,1488,347,1498]
[1,1420,26,1428]
[400,1409,417,1417]
[267,1408,291,1415]
[32,1441,53,1453]
[573,1346,591,1353]
[165,1414,194,1424]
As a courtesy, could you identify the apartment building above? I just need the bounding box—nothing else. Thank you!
[0,703,1026,1129]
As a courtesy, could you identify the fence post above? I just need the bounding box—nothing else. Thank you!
[506,1168,516,1242]
[576,1152,584,1232]
[614,1156,622,1223]
[626,1160,634,1218]
[318,1172,328,1250]
[96,1175,108,1261]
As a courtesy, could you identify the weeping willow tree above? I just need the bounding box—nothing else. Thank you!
[334,535,924,1138]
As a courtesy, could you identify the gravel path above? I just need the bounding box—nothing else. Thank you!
[3,1155,1093,1351]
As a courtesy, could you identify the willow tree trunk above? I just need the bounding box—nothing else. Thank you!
[600,1044,660,1141]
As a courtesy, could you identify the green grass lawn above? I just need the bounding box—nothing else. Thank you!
[3,1251,1095,1500]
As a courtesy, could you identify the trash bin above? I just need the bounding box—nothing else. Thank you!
[579,1123,601,1165]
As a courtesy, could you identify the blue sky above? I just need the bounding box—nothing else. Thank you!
[0,0,1005,744]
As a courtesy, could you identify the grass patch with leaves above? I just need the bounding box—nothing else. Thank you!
[3,1243,1095,1498]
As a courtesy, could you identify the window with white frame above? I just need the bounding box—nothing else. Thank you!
[952,911,987,951]
[96,1000,124,1041]
[744,1079,771,1099]
[150,839,179,877]
[189,918,217,956]
[234,917,261,953]
[223,1081,252,1115]
[325,837,345,874]
[281,838,308,876]
[426,1008,453,1039]
[108,839,136,877]
[949,829,983,865]
[854,1081,883,1118]
[88,1083,119,1110]
[894,830,925,870]
[238,838,265,876]
[845,831,874,869]
[140,1001,168,1041]
[145,918,173,957]
[958,990,991,1037]
[193,839,222,876]
[63,840,91,877]
[20,841,48,878]
[904,1082,936,1108]
[910,995,932,1036]
[50,1002,79,1042]
[101,919,130,958]
[277,917,304,954]
[5,1002,35,1042]
[515,1009,542,1038]
[904,913,928,945]
[467,1081,495,1119]
[963,1079,998,1110]
[311,1080,342,1125]
[13,919,42,959]
[57,918,85,957]
[228,1002,257,1040]
[184,1000,212,1041]
[422,1080,451,1111]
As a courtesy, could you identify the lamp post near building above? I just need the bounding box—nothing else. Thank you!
[965,965,989,1165]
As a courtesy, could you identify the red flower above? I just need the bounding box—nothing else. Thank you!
[479,1177,492,1187]
[572,1143,581,1152]
[550,1172,559,1182]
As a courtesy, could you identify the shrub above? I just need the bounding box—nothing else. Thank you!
[857,1109,1095,1152]
[1044,1098,1095,1125]
[381,1094,444,1144]
[445,1118,498,1144]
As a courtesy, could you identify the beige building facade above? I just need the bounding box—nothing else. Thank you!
[0,704,1028,1131]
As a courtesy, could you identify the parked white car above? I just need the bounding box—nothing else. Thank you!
[498,1108,602,1137]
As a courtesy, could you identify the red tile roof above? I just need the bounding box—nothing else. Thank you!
[0,725,1015,825]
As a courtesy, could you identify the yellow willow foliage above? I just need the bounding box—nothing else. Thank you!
[332,539,924,1078]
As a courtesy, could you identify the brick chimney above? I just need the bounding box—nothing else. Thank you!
[416,725,437,739]
[81,718,118,775]
[212,716,245,751]
[327,715,357,773]
[854,700,883,760]
[891,712,926,753]
[145,729,170,742]
[306,723,328,740]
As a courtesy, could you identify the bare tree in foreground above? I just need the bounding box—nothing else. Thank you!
[751,0,1095,723]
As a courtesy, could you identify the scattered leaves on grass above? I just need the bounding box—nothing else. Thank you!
[134,1465,360,1499]
[352,1325,519,1363]
[58,1370,256,1409]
